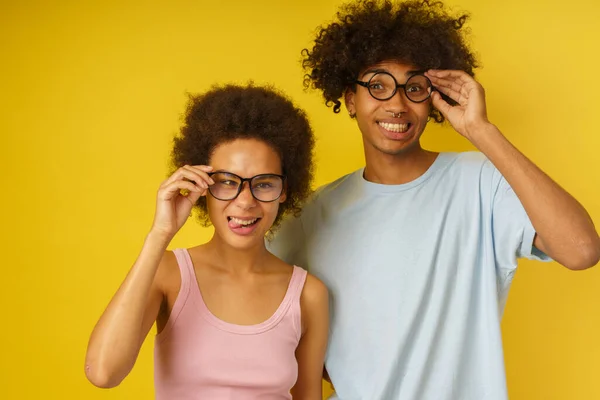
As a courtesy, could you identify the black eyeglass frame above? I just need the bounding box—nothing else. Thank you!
[207,171,287,202]
[354,72,434,103]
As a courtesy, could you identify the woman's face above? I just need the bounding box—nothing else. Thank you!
[206,138,286,250]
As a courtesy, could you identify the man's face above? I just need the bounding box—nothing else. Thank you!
[345,60,432,157]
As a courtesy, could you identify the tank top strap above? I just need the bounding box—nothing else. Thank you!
[288,265,308,301]
[287,266,308,341]
[172,248,195,295]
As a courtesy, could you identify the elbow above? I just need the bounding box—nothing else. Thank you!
[562,240,600,271]
[85,338,136,388]
[85,363,124,389]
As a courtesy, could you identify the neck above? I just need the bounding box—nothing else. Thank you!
[205,233,271,274]
[363,141,438,185]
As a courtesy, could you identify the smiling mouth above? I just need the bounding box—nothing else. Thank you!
[228,217,260,227]
[378,121,410,133]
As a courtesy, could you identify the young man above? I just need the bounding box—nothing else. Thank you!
[268,1,600,399]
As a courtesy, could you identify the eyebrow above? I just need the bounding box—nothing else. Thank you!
[211,169,281,177]
[360,68,425,78]
[361,68,387,77]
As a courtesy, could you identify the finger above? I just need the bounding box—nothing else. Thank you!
[185,165,215,185]
[186,165,214,183]
[184,188,204,205]
[159,180,202,201]
[163,165,211,187]
[428,71,482,100]
[427,75,469,99]
[162,166,191,187]
[163,167,211,189]
[433,85,468,106]
[431,91,454,118]
[426,69,472,85]
[192,165,214,172]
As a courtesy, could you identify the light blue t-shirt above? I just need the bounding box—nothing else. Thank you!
[268,152,550,400]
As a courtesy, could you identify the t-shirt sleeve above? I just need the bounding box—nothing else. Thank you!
[491,172,552,269]
[266,212,307,268]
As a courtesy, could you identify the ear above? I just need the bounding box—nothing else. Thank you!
[279,185,287,204]
[278,178,287,204]
[344,87,356,117]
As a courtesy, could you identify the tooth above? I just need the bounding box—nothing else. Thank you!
[379,121,409,133]
[231,217,257,226]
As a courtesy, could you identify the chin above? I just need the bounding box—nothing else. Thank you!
[228,236,266,250]
[375,137,421,156]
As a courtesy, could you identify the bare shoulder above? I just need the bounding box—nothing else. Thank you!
[154,249,182,296]
[299,272,329,336]
[300,273,329,309]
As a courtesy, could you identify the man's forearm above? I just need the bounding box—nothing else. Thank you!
[469,122,600,269]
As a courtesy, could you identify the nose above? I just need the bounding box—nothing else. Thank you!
[234,181,257,208]
[385,88,410,114]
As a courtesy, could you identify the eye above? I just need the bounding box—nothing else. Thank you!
[369,82,385,90]
[255,182,274,189]
[406,84,424,93]
[219,179,238,187]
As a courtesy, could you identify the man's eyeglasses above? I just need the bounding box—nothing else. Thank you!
[355,72,433,103]
[207,171,286,202]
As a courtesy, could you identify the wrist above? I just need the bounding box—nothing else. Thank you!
[146,229,174,247]
[466,121,501,148]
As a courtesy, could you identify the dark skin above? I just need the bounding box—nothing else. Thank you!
[86,139,329,399]
[344,60,599,270]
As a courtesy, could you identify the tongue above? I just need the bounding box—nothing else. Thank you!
[228,220,244,229]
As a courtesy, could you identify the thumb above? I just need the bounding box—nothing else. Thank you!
[431,91,452,118]
[185,189,204,206]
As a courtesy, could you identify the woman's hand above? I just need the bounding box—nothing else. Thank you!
[150,165,214,238]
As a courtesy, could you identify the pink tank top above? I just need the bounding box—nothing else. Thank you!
[154,248,307,399]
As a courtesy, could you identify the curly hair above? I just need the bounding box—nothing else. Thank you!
[302,0,478,123]
[171,83,315,230]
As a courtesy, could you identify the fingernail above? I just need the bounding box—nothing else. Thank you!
[209,179,215,185]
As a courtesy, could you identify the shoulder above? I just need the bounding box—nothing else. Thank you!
[154,249,183,296]
[444,151,489,169]
[294,170,361,219]
[157,249,180,275]
[439,151,501,183]
[299,272,329,334]
[454,151,500,176]
[300,272,329,309]
[310,170,361,203]
[271,171,359,234]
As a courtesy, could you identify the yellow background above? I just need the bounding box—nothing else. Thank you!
[1,0,599,398]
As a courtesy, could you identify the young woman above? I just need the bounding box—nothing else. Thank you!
[85,84,329,399]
